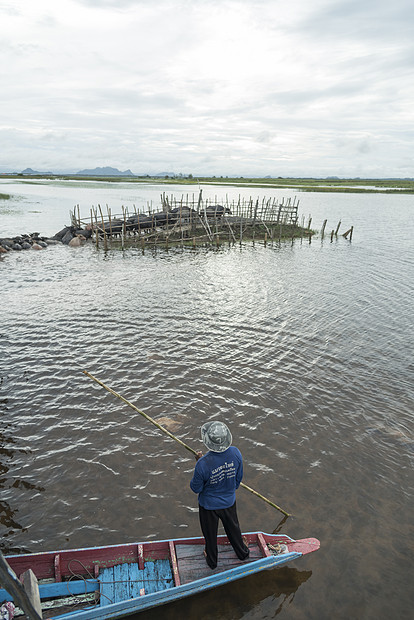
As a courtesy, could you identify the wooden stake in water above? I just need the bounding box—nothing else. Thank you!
[122,206,126,251]
[82,370,291,517]
[343,226,354,240]
[98,204,107,251]
[93,207,99,249]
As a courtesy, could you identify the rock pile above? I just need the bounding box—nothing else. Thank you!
[0,225,93,255]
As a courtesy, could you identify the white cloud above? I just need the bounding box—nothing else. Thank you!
[1,0,413,176]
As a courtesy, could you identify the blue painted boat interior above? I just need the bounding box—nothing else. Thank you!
[99,560,173,605]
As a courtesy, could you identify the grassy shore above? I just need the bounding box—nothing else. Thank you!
[2,174,414,194]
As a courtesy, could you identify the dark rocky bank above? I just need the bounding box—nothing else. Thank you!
[0,225,92,255]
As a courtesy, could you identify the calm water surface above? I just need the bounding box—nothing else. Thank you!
[0,180,413,619]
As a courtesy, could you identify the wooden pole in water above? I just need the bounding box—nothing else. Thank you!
[82,370,291,517]
[98,204,107,251]
[343,226,353,240]
[93,207,99,249]
[121,206,126,251]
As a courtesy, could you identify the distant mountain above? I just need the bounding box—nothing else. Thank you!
[75,166,136,177]
[21,167,53,175]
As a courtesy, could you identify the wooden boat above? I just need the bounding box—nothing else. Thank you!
[1,531,320,619]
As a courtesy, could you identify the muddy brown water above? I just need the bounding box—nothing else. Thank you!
[0,181,413,619]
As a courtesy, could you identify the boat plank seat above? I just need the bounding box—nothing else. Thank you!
[99,560,173,606]
[176,543,262,585]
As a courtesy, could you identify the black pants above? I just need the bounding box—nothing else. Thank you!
[199,501,249,569]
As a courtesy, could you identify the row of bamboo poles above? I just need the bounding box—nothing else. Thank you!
[70,191,353,250]
[160,192,300,224]
[70,192,300,249]
[320,218,354,241]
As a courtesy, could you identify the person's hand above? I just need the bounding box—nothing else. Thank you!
[195,451,203,461]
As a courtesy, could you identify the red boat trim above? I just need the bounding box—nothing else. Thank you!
[137,545,144,571]
[168,541,180,587]
[54,554,61,582]
[256,533,272,557]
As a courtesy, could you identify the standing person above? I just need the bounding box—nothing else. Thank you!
[190,421,249,569]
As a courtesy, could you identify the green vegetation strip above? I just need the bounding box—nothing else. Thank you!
[2,174,414,194]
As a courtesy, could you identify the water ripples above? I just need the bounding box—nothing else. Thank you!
[1,194,414,618]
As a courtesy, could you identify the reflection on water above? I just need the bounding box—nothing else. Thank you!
[272,515,290,534]
[0,183,413,619]
[0,391,35,554]
[136,566,312,620]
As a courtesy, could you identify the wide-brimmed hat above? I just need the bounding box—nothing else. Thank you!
[201,421,232,452]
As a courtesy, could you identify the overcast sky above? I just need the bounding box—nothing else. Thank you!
[1,0,413,177]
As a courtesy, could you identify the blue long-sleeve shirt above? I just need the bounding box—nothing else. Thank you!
[190,446,244,510]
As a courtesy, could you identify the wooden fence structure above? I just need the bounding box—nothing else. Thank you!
[70,191,303,249]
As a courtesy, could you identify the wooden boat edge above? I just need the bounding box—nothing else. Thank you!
[2,532,320,619]
[3,531,310,562]
[55,552,303,620]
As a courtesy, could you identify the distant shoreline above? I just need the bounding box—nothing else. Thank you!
[1,174,414,194]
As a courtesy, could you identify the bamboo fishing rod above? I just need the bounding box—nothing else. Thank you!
[83,370,291,517]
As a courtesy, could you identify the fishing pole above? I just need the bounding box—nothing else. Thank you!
[82,370,291,518]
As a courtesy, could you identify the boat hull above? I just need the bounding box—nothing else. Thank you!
[1,532,320,619]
